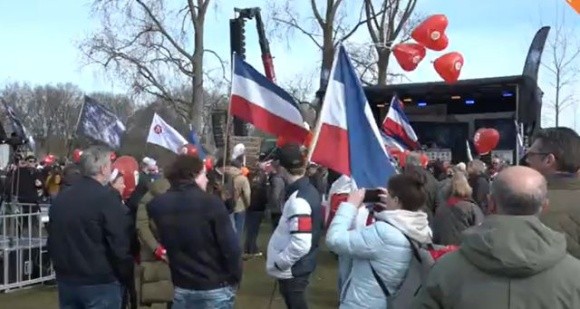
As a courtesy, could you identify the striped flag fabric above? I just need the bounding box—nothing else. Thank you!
[309,45,396,188]
[382,95,420,150]
[230,54,310,144]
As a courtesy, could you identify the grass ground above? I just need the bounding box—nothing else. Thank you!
[0,222,339,309]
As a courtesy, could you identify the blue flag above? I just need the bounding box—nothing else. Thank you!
[76,96,126,149]
[187,129,205,159]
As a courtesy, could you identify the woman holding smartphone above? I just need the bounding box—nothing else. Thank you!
[325,171,433,309]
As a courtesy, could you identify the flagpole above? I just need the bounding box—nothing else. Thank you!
[222,53,236,185]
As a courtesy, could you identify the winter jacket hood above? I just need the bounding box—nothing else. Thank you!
[460,215,567,278]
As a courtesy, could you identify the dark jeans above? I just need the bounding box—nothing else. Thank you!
[271,213,282,231]
[278,276,309,309]
[244,211,264,254]
[57,281,122,309]
[230,211,246,243]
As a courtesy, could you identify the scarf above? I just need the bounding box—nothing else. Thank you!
[374,209,433,244]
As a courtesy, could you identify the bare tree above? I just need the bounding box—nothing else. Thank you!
[542,11,580,127]
[280,71,318,127]
[270,0,378,90]
[350,0,418,85]
[80,0,217,132]
[1,83,85,154]
[87,92,137,123]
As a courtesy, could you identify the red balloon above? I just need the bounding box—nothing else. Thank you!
[474,128,500,155]
[43,154,56,165]
[112,155,139,200]
[72,149,83,163]
[420,153,430,168]
[204,156,214,171]
[392,43,427,72]
[433,52,464,84]
[180,144,198,157]
[411,14,449,51]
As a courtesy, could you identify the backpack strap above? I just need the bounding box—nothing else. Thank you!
[370,263,391,298]
[369,221,434,297]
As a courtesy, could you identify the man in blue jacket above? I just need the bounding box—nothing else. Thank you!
[266,143,323,309]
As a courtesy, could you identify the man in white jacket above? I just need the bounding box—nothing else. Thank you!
[266,143,323,309]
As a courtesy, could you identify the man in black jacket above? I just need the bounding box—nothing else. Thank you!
[48,145,132,309]
[147,154,242,308]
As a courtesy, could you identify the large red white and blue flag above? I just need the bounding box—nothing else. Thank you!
[230,54,310,144]
[309,45,396,188]
[382,95,420,150]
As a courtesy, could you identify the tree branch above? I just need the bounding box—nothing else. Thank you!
[272,17,323,49]
[135,0,193,60]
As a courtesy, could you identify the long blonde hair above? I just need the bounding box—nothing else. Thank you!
[450,173,473,199]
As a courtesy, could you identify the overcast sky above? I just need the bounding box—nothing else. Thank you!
[0,0,578,127]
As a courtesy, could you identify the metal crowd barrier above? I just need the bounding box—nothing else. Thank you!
[0,202,53,292]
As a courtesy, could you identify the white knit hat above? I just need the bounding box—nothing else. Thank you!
[231,143,246,161]
[142,157,157,168]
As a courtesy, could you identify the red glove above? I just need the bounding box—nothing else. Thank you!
[429,245,459,261]
[154,246,167,261]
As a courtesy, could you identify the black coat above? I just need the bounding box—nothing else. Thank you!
[48,177,133,285]
[147,183,242,290]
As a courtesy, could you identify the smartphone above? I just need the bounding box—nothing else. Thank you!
[363,189,382,203]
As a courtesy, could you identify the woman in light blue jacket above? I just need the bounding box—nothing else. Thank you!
[326,172,433,309]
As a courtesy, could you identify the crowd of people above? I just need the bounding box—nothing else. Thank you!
[39,125,580,309]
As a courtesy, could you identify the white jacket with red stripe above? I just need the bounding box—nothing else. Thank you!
[266,177,323,279]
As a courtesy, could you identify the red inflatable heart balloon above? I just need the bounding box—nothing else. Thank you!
[112,155,139,200]
[411,14,449,51]
[433,52,464,84]
[474,128,500,155]
[392,43,427,72]
[72,148,83,163]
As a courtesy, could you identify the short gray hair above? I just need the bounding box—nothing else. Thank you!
[79,146,112,177]
[490,175,547,215]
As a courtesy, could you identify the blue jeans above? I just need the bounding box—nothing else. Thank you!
[244,211,264,254]
[57,281,122,309]
[173,286,235,309]
[230,211,246,243]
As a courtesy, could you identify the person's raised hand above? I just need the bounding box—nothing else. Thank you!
[346,189,366,208]
[375,187,395,211]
